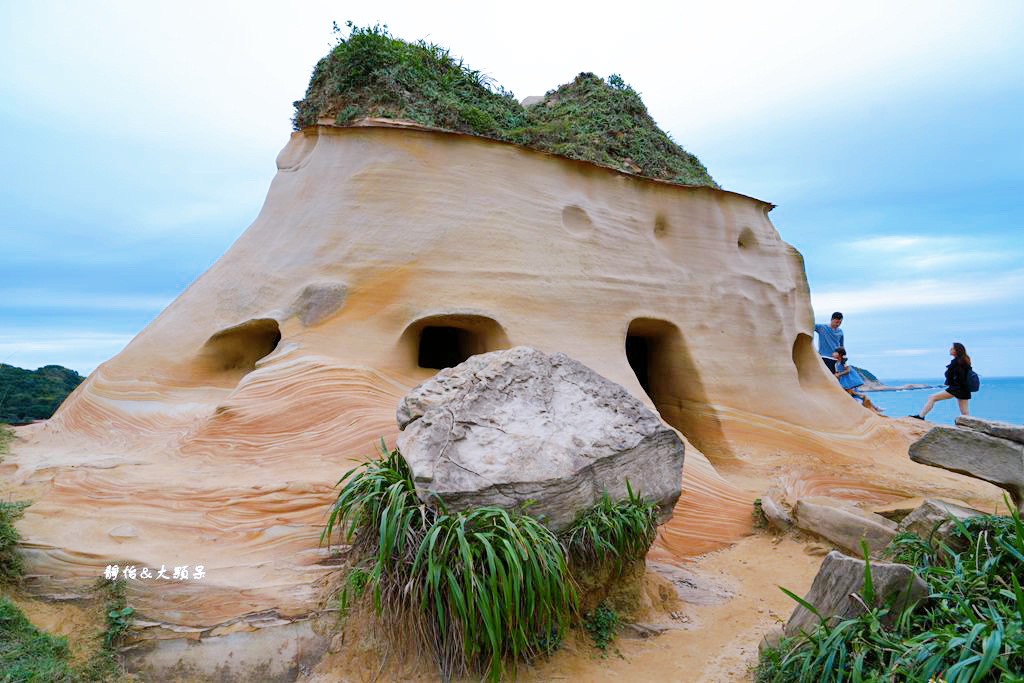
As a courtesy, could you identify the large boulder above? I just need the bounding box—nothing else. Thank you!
[909,422,1024,511]
[396,346,685,532]
[794,497,898,556]
[785,551,928,637]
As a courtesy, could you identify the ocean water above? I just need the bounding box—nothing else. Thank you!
[864,376,1024,426]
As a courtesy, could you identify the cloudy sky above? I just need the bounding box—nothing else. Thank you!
[2,1,1022,379]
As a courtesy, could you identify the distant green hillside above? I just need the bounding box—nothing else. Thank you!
[854,366,878,382]
[0,364,85,424]
[292,23,717,187]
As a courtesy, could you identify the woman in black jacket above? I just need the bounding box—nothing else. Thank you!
[911,342,972,420]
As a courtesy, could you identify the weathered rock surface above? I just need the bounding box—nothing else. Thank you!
[397,347,684,532]
[794,497,897,556]
[4,123,967,678]
[785,551,928,637]
[956,415,1024,444]
[910,424,1024,510]
[897,498,986,540]
[759,488,793,531]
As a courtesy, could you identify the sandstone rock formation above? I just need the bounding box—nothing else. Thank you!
[910,417,1024,511]
[396,346,684,532]
[2,122,981,677]
[785,551,928,637]
[794,497,898,556]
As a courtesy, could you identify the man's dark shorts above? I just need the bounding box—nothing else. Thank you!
[822,356,837,373]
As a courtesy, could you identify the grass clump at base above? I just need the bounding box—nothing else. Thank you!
[323,441,576,682]
[0,596,77,682]
[561,481,658,576]
[0,424,14,456]
[757,503,1024,682]
[1,501,30,585]
[293,23,717,188]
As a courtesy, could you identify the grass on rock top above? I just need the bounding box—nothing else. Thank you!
[293,22,717,188]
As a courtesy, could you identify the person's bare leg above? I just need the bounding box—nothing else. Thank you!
[957,398,969,416]
[919,390,952,418]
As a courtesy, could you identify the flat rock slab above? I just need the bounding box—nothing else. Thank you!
[897,498,986,540]
[647,561,735,606]
[956,415,1024,445]
[909,426,1024,511]
[396,346,684,532]
[794,497,897,556]
[785,551,928,637]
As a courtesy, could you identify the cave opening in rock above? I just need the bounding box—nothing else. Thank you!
[418,326,479,370]
[196,318,282,383]
[403,314,511,371]
[625,317,733,459]
[792,332,831,390]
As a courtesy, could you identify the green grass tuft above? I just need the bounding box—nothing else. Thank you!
[757,500,1024,682]
[293,23,717,187]
[324,441,578,681]
[0,424,14,456]
[560,480,658,576]
[0,596,77,682]
[1,500,30,585]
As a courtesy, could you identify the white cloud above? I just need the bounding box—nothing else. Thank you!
[812,269,1024,314]
[858,348,932,358]
[0,331,133,374]
[847,235,1016,273]
[0,290,173,311]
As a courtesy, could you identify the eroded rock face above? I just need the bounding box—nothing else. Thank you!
[397,347,684,532]
[794,497,897,556]
[785,551,928,637]
[897,498,985,540]
[909,423,1024,510]
[4,124,948,677]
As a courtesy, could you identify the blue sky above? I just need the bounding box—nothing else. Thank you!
[2,1,1022,380]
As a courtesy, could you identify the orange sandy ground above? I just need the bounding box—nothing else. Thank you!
[299,532,823,683]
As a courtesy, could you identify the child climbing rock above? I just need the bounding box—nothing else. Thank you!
[833,348,882,414]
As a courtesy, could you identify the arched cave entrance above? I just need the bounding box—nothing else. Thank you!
[625,318,733,459]
[792,332,833,390]
[401,314,510,371]
[196,318,282,385]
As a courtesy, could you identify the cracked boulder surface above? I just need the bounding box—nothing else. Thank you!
[397,346,684,532]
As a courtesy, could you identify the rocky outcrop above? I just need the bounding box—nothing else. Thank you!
[4,123,948,678]
[397,347,684,532]
[897,498,985,540]
[794,497,897,556]
[910,417,1024,511]
[785,551,928,636]
[956,415,1024,443]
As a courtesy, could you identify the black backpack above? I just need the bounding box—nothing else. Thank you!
[967,369,981,392]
